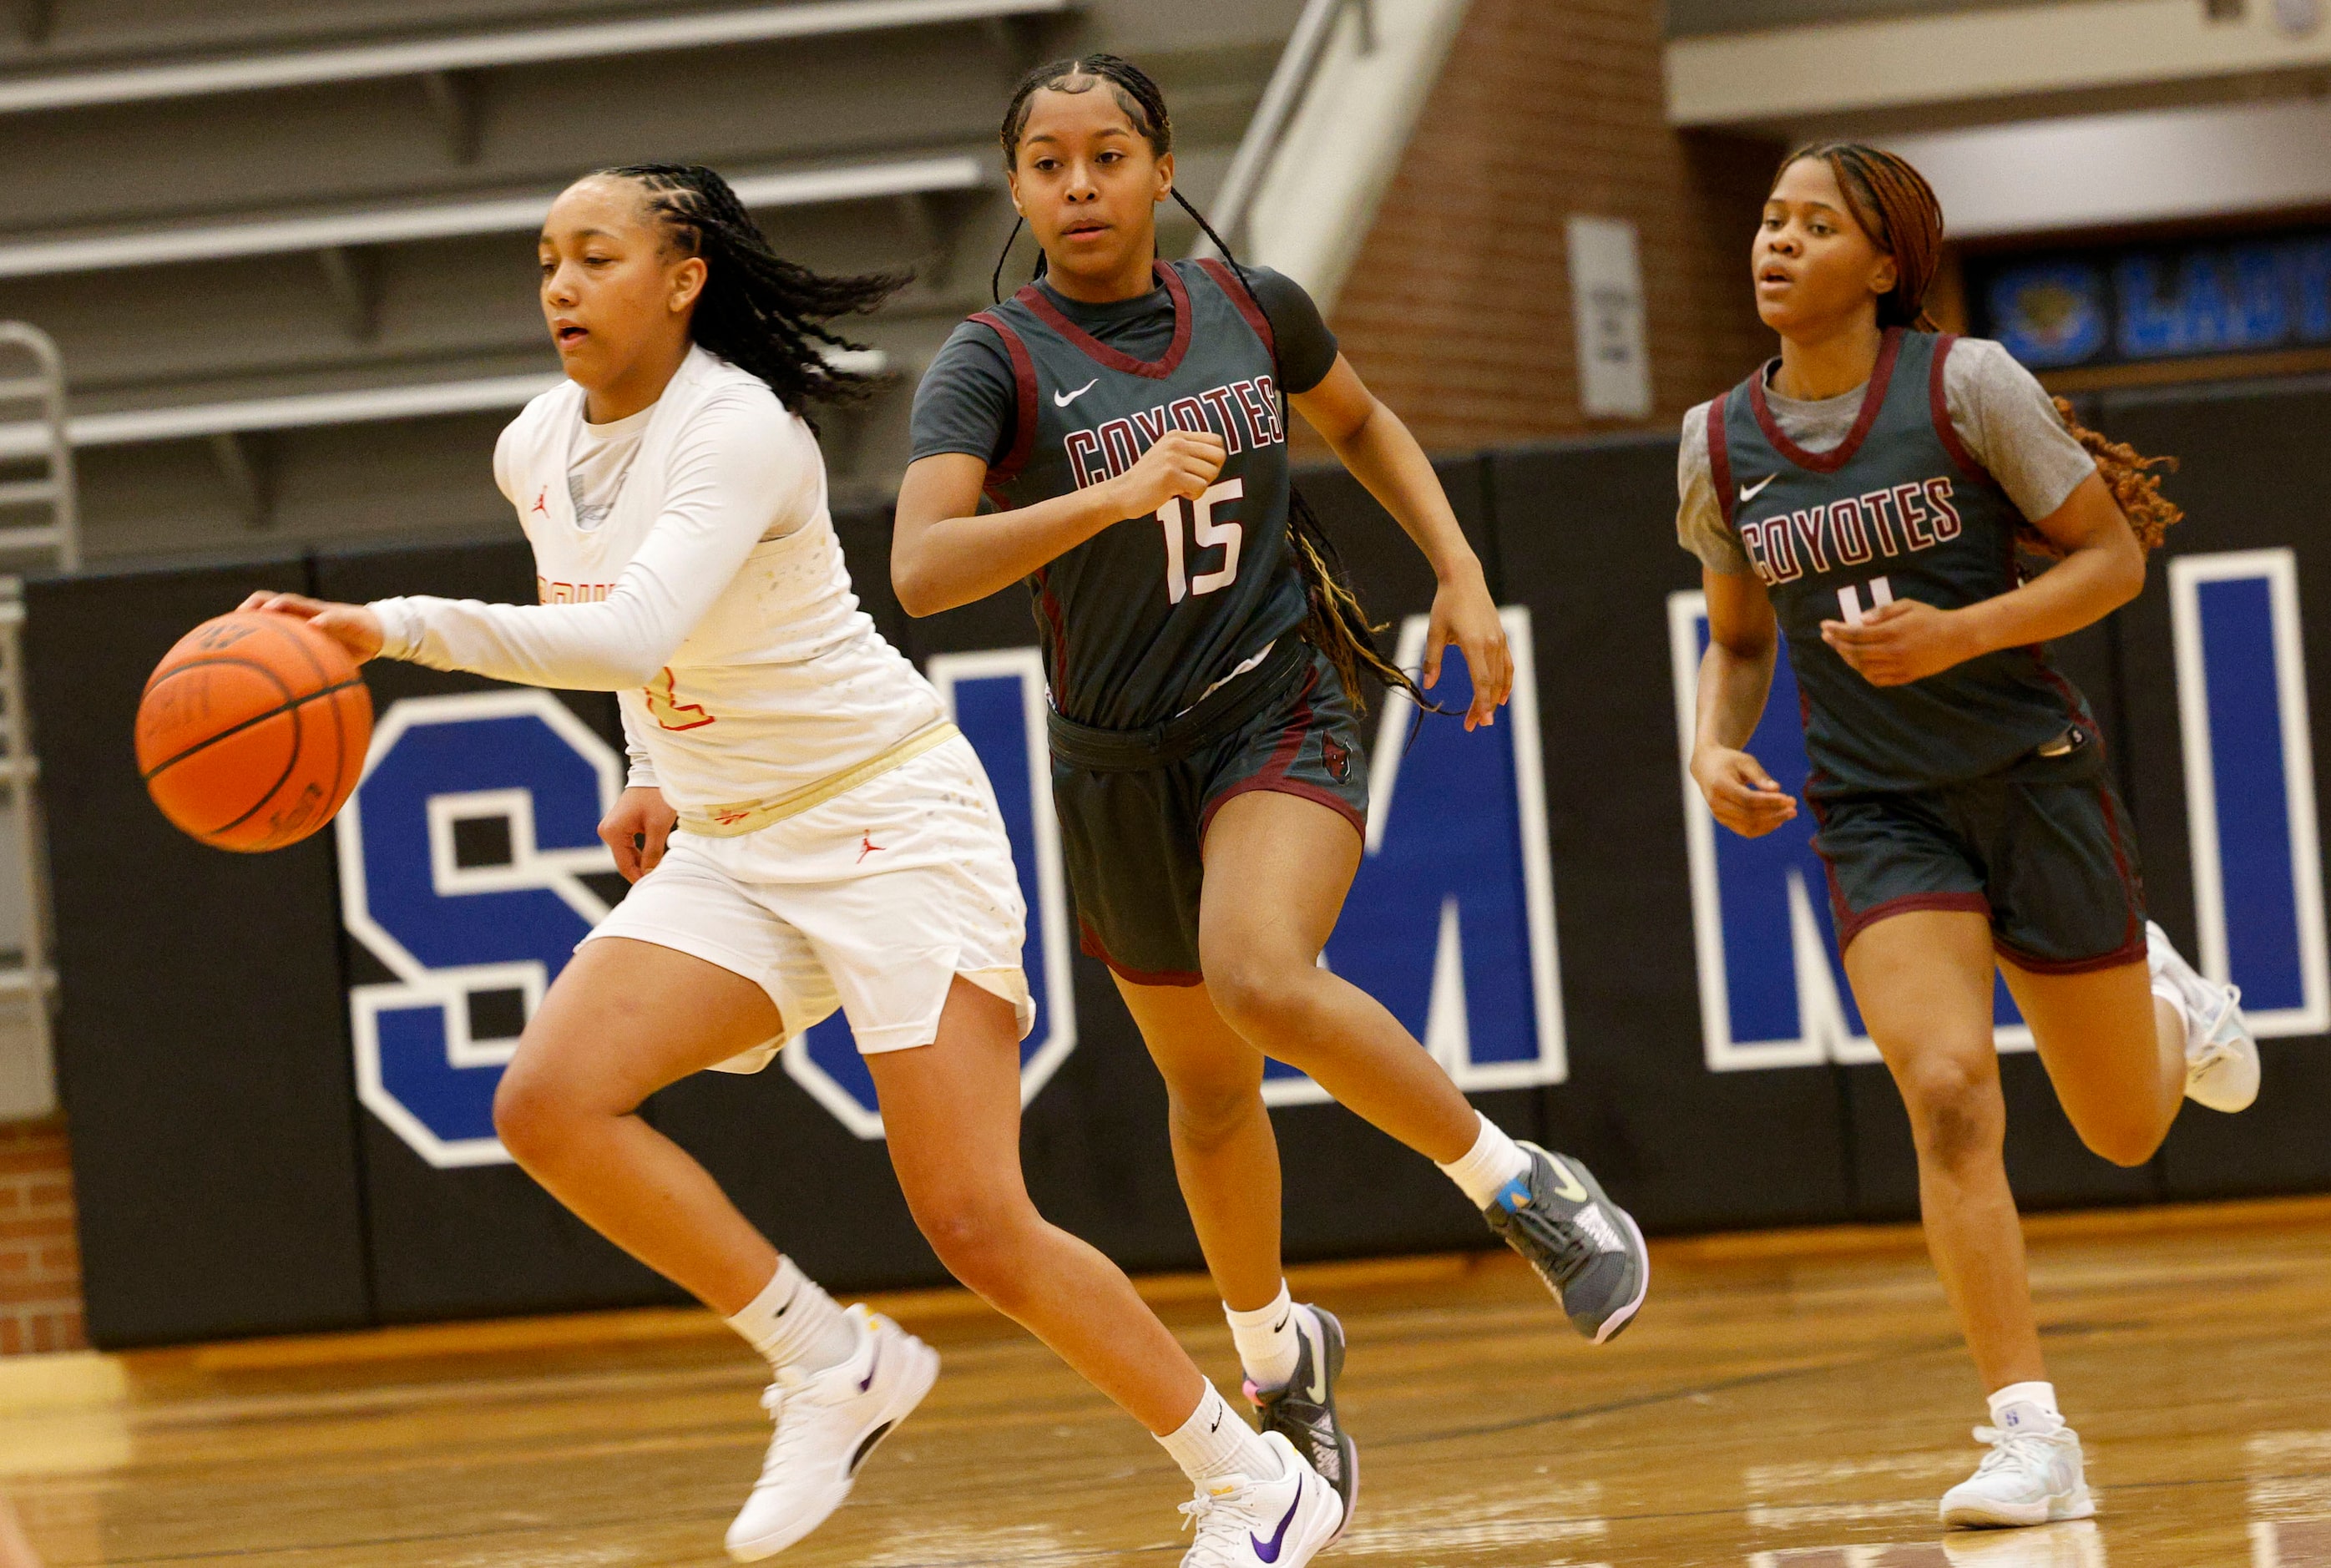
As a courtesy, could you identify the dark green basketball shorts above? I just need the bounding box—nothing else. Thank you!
[1809,725,2148,973]
[1048,639,1369,987]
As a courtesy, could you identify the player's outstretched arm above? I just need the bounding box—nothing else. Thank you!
[1691,568,1798,839]
[1820,472,2146,688]
[892,432,1228,616]
[1291,354,1511,729]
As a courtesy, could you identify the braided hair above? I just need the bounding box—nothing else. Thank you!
[1780,142,2182,555]
[991,56,1436,713]
[595,163,907,417]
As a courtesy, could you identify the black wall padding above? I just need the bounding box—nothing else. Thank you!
[28,554,375,1348]
[37,377,2331,1348]
[1494,436,1857,1232]
[2098,382,2331,1200]
[312,539,683,1323]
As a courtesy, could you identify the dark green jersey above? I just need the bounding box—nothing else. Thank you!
[966,259,1307,730]
[1711,329,2090,795]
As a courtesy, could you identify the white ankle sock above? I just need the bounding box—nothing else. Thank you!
[1988,1380,2064,1433]
[1437,1112,1533,1209]
[1157,1381,1279,1485]
[726,1256,857,1374]
[1225,1283,1303,1392]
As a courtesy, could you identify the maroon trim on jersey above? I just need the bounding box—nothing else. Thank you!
[2093,760,2147,958]
[1749,326,1905,474]
[1030,565,1070,701]
[1928,335,2001,488]
[1835,889,1994,953]
[1196,258,1276,358]
[1805,791,1990,952]
[1205,777,1367,842]
[1996,931,2147,974]
[1015,261,1193,380]
[1079,917,1203,987]
[970,310,1039,503]
[1707,395,1738,529]
[1196,670,1367,843]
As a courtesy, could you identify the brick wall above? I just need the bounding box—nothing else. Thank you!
[0,1119,83,1353]
[1319,0,1780,454]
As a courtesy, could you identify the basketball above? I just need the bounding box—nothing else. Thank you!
[134,610,372,852]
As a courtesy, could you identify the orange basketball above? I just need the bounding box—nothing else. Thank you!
[135,610,373,852]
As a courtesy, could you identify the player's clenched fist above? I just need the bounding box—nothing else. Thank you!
[600,785,677,882]
[1691,745,1799,839]
[1109,429,1227,517]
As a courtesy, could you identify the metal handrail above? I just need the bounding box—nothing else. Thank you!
[1195,0,1376,260]
[0,327,72,1115]
[0,325,78,573]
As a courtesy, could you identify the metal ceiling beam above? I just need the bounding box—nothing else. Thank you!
[0,0,1072,117]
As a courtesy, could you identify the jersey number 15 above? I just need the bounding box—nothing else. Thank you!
[1157,478,1244,605]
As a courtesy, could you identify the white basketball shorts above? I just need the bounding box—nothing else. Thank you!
[583,734,1033,1072]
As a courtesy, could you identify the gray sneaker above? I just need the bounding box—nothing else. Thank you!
[1482,1141,1648,1343]
[1246,1304,1357,1542]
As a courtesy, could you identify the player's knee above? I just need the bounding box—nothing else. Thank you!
[1203,953,1317,1043]
[1165,1074,1263,1146]
[1896,1055,2001,1168]
[491,1061,589,1167]
[2072,1115,2163,1169]
[912,1195,1039,1308]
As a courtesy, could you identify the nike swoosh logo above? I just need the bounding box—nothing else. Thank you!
[1054,377,1100,407]
[858,1342,878,1394]
[1271,1313,1289,1334]
[1738,473,1778,504]
[1251,1485,1302,1562]
[1543,1154,1589,1204]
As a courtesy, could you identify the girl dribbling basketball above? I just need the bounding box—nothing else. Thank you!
[1680,144,2258,1529]
[894,56,1652,1550]
[244,164,1337,1565]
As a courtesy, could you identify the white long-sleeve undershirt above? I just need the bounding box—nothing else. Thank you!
[371,386,815,691]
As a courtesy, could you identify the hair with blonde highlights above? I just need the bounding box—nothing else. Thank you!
[1775,142,2183,554]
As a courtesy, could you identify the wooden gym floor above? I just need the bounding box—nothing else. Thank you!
[0,1196,2326,1566]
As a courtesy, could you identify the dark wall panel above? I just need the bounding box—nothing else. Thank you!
[28,554,374,1347]
[38,375,2331,1348]
[312,539,681,1321]
[2099,382,2331,1200]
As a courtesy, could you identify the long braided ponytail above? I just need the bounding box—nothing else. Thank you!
[1781,143,2183,554]
[598,163,907,417]
[992,55,1435,713]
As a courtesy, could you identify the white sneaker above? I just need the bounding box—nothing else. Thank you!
[1178,1430,1343,1568]
[1939,1419,2096,1529]
[726,1305,939,1561]
[2147,921,2260,1113]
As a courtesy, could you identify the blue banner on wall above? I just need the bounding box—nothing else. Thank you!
[1975,230,2331,372]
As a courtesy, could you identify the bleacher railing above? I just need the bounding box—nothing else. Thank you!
[0,322,77,1119]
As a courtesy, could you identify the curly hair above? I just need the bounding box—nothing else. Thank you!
[1778,143,2183,555]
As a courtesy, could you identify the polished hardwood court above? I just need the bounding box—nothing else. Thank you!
[1,1196,2326,1566]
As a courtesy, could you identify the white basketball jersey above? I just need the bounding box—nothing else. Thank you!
[497,347,944,811]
